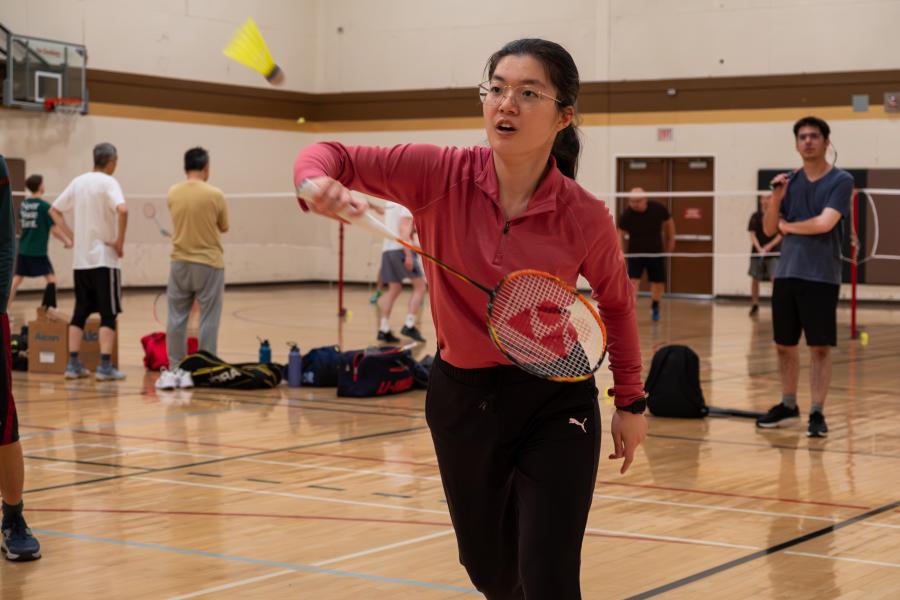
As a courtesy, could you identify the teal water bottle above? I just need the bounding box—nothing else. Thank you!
[258,338,271,363]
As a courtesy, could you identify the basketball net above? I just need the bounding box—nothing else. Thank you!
[44,98,83,131]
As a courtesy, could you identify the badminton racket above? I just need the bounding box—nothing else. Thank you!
[296,180,607,382]
[143,203,171,237]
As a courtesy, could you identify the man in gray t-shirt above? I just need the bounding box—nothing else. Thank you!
[756,116,853,438]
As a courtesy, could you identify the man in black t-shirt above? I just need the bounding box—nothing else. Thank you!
[747,193,782,316]
[617,187,676,321]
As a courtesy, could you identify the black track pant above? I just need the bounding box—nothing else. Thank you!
[426,353,601,600]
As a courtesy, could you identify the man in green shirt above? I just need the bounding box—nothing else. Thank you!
[0,155,42,561]
[8,175,72,308]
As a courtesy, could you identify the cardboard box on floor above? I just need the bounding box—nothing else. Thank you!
[28,308,119,374]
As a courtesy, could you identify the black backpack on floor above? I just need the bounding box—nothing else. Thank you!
[645,345,708,418]
[301,345,342,386]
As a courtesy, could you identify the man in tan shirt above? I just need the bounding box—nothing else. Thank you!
[165,147,228,370]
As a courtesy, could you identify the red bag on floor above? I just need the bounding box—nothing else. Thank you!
[141,332,198,370]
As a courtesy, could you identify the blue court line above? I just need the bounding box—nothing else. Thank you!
[34,528,479,594]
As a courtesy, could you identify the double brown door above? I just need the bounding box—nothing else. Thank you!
[616,157,714,296]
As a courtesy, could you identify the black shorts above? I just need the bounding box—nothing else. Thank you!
[748,256,778,281]
[15,255,54,277]
[0,314,19,446]
[627,256,665,282]
[379,249,423,284]
[772,278,839,346]
[72,267,123,328]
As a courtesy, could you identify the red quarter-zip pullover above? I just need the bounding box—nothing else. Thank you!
[295,143,644,405]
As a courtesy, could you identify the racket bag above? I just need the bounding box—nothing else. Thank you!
[645,344,708,418]
[178,350,283,389]
[337,347,417,397]
[301,345,342,386]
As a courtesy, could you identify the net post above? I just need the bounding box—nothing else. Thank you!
[338,222,346,317]
[850,190,858,339]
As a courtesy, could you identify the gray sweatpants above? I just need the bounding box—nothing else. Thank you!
[167,261,225,367]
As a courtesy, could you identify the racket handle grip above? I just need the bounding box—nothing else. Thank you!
[296,179,395,240]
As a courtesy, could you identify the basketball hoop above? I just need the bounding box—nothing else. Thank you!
[44,97,84,130]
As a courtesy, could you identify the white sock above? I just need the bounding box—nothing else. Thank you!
[404,314,416,328]
[380,317,390,332]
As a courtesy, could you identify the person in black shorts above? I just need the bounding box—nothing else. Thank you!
[757,116,853,438]
[0,155,41,561]
[747,193,782,316]
[50,143,129,381]
[617,187,675,321]
[8,174,72,309]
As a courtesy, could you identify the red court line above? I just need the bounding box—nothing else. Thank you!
[23,423,871,511]
[597,480,870,510]
[29,507,450,527]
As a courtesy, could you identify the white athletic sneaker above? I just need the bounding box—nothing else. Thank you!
[175,368,194,389]
[155,368,177,391]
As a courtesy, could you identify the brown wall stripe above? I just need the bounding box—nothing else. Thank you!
[87,68,900,123]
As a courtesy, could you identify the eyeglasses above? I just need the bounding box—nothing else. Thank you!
[478,81,562,108]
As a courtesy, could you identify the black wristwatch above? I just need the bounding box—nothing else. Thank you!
[617,399,647,414]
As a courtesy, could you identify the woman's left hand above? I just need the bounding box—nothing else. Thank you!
[609,410,648,474]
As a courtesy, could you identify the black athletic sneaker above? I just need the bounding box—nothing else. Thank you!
[377,330,401,344]
[1,512,41,561]
[400,325,426,343]
[807,412,828,438]
[756,403,801,428]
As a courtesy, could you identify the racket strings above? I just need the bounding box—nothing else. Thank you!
[489,273,606,380]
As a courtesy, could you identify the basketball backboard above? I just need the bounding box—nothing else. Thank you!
[2,30,88,113]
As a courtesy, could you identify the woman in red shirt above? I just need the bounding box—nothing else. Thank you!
[295,38,646,599]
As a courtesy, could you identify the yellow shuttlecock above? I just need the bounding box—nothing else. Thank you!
[223,17,284,85]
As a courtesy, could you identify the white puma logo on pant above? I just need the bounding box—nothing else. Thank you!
[568,417,587,433]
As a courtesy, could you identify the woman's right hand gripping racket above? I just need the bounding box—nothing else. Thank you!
[297,178,608,382]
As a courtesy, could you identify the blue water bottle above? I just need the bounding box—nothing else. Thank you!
[258,338,271,363]
[287,342,302,387]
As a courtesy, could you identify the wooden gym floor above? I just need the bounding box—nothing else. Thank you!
[3,284,898,599]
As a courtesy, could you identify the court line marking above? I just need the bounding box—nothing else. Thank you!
[311,529,455,566]
[168,529,457,600]
[36,464,114,477]
[27,506,451,527]
[27,502,898,568]
[32,528,478,595]
[783,551,900,569]
[597,479,869,510]
[624,500,900,599]
[24,425,429,495]
[19,406,259,440]
[133,476,448,515]
[588,529,900,568]
[586,528,758,551]
[31,462,897,534]
[25,436,882,515]
[594,493,900,531]
[241,456,442,482]
[646,430,900,460]
[167,570,295,600]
